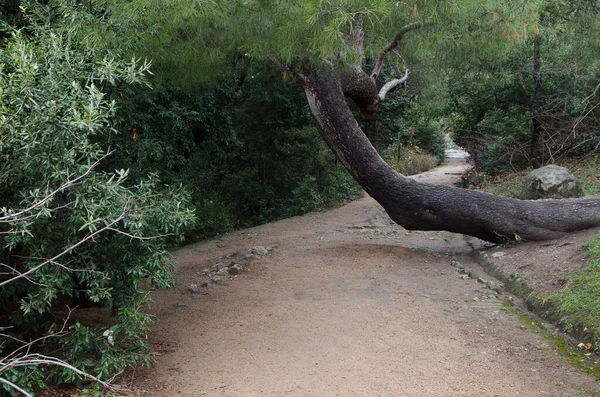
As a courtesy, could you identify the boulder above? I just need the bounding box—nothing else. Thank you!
[521,165,584,200]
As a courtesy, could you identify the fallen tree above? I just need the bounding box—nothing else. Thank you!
[285,22,600,243]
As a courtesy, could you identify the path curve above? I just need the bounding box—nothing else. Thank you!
[135,161,599,396]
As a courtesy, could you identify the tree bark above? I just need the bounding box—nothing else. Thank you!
[302,74,600,243]
[530,35,543,169]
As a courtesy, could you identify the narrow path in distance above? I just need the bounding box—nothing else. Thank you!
[135,159,599,397]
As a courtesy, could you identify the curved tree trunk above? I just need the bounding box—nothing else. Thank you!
[302,75,600,243]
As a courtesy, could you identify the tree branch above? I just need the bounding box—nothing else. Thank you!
[378,69,409,101]
[0,152,113,224]
[350,20,365,60]
[105,227,174,241]
[0,207,128,287]
[570,81,600,137]
[371,22,422,81]
[0,377,32,397]
[1,309,118,395]
[1,354,116,391]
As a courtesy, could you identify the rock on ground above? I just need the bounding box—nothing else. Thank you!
[521,164,584,200]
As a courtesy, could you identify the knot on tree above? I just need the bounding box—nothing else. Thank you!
[341,69,379,120]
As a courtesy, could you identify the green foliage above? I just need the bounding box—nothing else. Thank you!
[59,293,155,385]
[111,0,540,85]
[359,61,446,160]
[0,2,194,394]
[5,0,597,392]
[97,62,362,241]
[365,92,446,161]
[181,75,362,238]
[101,86,201,185]
[449,0,600,173]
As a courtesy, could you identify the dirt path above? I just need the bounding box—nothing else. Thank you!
[135,162,599,397]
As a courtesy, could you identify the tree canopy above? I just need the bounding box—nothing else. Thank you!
[111,0,543,84]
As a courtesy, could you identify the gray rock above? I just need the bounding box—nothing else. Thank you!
[200,280,212,289]
[521,165,584,200]
[244,253,259,262]
[216,267,230,277]
[486,281,504,293]
[164,310,176,316]
[189,283,201,293]
[174,301,187,307]
[250,246,269,257]
[192,294,202,299]
[215,261,232,270]
[233,258,248,266]
[228,264,243,275]
[211,275,223,283]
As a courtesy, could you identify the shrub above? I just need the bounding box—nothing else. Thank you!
[0,3,194,394]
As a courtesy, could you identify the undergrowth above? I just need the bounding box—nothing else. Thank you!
[384,145,440,176]
[476,156,600,198]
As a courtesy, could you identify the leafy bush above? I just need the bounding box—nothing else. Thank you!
[0,3,194,394]
[93,60,363,241]
[448,67,533,174]
[175,76,362,239]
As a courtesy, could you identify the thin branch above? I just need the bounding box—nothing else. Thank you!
[0,152,113,224]
[378,69,409,101]
[0,377,32,397]
[1,354,115,391]
[0,263,43,285]
[0,311,120,395]
[0,332,23,346]
[0,208,127,287]
[350,20,365,60]
[105,228,174,241]
[371,21,422,81]
[585,82,600,101]
[570,83,600,137]
[1,309,74,362]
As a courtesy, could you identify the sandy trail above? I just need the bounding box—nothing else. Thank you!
[135,161,599,396]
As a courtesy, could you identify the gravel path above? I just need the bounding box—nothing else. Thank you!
[134,161,599,396]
